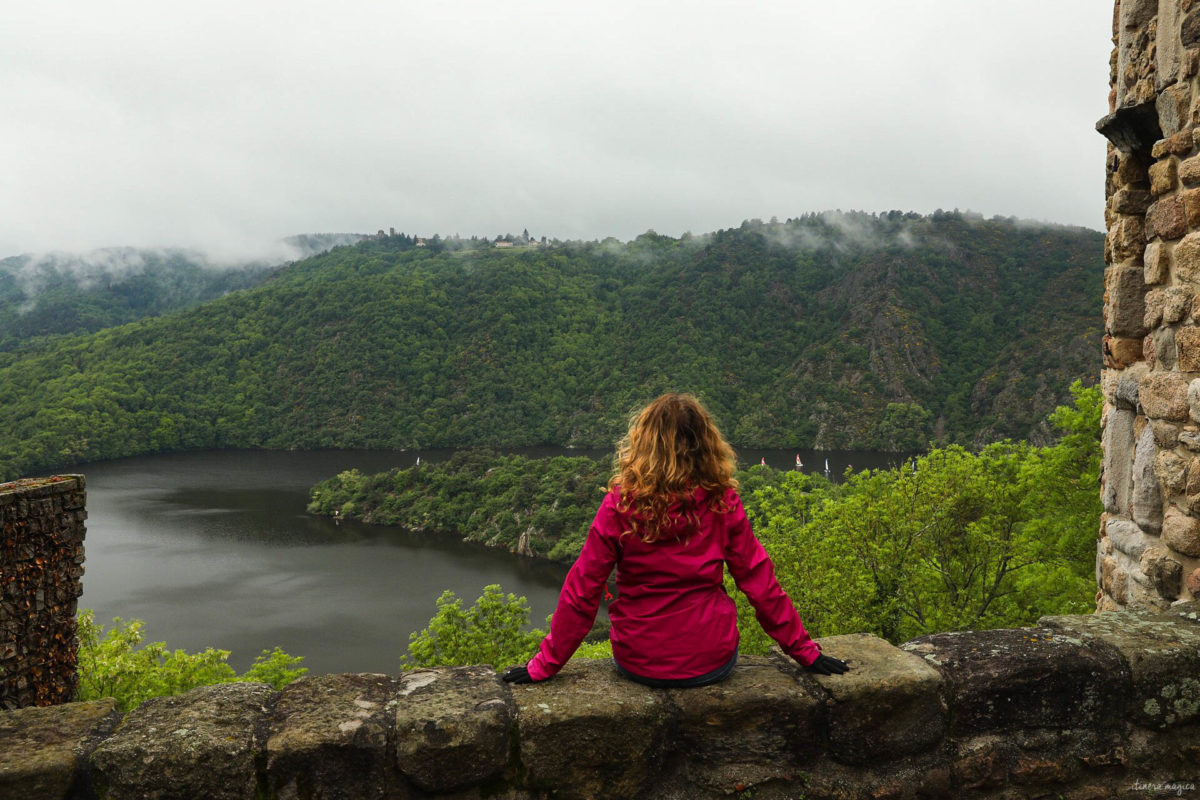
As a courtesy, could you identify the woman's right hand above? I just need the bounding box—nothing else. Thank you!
[502,665,535,684]
[804,654,849,675]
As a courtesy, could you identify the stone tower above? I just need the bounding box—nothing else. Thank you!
[1099,0,1200,610]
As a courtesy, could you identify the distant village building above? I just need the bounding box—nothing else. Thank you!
[494,240,515,248]
[415,238,428,247]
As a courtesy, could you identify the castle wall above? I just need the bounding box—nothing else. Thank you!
[1100,0,1200,610]
[2,607,1198,800]
[0,476,86,710]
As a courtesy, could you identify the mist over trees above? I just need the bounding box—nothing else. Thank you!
[0,211,1102,482]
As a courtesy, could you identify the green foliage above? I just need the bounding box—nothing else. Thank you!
[573,639,614,659]
[398,387,1100,666]
[739,385,1101,650]
[76,610,307,711]
[403,585,546,668]
[0,212,1103,481]
[310,453,824,564]
[308,450,610,562]
[869,402,933,452]
[0,249,278,351]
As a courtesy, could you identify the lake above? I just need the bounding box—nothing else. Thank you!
[75,447,909,674]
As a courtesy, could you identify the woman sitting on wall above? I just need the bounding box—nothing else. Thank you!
[504,392,848,688]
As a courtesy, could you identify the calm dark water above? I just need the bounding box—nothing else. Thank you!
[76,447,907,675]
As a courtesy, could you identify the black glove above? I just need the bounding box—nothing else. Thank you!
[502,665,534,684]
[804,654,849,675]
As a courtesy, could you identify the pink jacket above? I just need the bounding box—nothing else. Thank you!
[526,486,822,681]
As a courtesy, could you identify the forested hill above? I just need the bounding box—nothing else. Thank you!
[0,211,1103,481]
[0,248,279,350]
[0,234,365,351]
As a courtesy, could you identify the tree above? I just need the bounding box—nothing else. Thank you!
[741,385,1100,648]
[869,402,933,452]
[403,585,546,668]
[76,610,307,711]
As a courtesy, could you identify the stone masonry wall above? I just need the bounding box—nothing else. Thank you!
[2,605,1198,800]
[1100,0,1200,611]
[0,476,86,710]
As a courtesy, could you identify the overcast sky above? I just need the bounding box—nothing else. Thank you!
[2,2,1112,259]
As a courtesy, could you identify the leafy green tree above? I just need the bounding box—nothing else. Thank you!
[76,610,307,711]
[740,387,1099,649]
[869,402,933,451]
[403,585,546,668]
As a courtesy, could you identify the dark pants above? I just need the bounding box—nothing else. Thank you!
[613,652,738,688]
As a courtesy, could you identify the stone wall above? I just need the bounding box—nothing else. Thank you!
[1099,0,1200,611]
[3,606,1198,800]
[0,476,86,710]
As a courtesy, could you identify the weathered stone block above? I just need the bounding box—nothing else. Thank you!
[1102,554,1128,604]
[901,628,1126,736]
[267,673,398,800]
[1040,612,1200,729]
[1105,335,1145,369]
[1150,161,1179,197]
[1107,215,1147,264]
[1115,188,1154,217]
[393,666,511,793]
[1155,129,1195,158]
[1133,426,1164,536]
[1141,372,1191,420]
[1179,232,1200,286]
[513,659,667,800]
[1188,567,1200,597]
[1165,505,1200,557]
[1185,189,1200,231]
[1103,407,1136,515]
[1156,449,1189,496]
[1182,154,1200,188]
[1184,7,1200,48]
[1146,241,1171,285]
[1181,329,1200,375]
[1182,427,1200,451]
[1158,84,1194,139]
[1145,288,1168,328]
[799,634,945,766]
[1106,264,1151,338]
[1155,327,1179,369]
[91,683,277,800]
[1159,0,1186,92]
[1107,518,1151,560]
[0,698,120,800]
[1148,196,1188,240]
[670,656,823,791]
[1152,420,1182,448]
[1115,363,1149,410]
[1170,290,1192,324]
[1141,546,1184,600]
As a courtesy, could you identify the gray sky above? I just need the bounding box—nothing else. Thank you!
[2,2,1112,259]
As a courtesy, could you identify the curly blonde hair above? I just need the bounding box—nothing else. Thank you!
[609,393,738,542]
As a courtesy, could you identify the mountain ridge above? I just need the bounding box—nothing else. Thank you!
[0,211,1103,481]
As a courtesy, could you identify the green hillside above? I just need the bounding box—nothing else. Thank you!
[0,234,366,351]
[0,211,1103,481]
[0,249,278,350]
